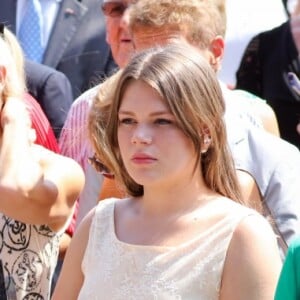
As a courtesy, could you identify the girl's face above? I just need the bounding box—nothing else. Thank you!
[117,80,198,188]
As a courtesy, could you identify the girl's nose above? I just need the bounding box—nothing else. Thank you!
[131,125,153,145]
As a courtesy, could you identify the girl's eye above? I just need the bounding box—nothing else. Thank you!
[154,118,173,125]
[119,118,136,125]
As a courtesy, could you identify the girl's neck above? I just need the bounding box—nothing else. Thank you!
[137,178,217,217]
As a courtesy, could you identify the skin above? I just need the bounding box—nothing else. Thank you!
[128,26,265,210]
[118,80,200,191]
[121,81,281,297]
[104,0,135,68]
[53,0,136,257]
[0,65,85,231]
[131,26,222,72]
[100,2,274,212]
[130,24,280,137]
[53,79,281,299]
[103,2,264,208]
[220,215,282,300]
[291,0,300,16]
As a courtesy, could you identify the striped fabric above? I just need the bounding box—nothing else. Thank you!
[59,86,102,234]
[24,93,59,153]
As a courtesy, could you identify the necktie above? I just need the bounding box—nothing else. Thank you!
[18,0,44,62]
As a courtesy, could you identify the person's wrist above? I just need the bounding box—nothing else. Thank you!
[1,116,30,128]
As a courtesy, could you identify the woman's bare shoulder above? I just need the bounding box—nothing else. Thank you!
[220,212,281,300]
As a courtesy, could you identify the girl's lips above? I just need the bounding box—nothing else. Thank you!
[131,154,157,164]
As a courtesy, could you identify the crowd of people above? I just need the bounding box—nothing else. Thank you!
[0,0,299,299]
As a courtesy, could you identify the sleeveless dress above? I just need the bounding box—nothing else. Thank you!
[78,198,261,300]
[0,98,63,300]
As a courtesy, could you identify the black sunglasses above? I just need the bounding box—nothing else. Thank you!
[101,2,128,18]
[88,154,115,179]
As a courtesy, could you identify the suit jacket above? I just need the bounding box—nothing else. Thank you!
[0,0,117,98]
[236,21,300,149]
[25,60,73,139]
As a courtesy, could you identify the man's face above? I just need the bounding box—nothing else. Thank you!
[132,26,186,52]
[132,26,213,65]
[102,0,135,68]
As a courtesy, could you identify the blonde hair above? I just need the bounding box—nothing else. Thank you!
[0,26,26,101]
[128,0,226,50]
[89,43,242,203]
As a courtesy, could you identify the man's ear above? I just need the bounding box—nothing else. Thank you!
[208,36,225,72]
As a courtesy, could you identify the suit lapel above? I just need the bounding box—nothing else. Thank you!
[42,0,87,67]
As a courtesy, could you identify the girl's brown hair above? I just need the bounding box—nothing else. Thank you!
[89,43,243,203]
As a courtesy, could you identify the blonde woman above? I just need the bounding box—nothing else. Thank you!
[0,25,84,299]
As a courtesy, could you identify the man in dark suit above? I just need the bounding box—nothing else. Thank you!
[0,0,117,98]
[25,60,73,139]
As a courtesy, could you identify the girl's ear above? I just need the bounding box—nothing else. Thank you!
[200,126,212,154]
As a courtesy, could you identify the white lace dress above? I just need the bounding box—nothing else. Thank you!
[78,198,257,300]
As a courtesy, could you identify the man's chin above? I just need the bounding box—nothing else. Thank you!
[116,48,135,68]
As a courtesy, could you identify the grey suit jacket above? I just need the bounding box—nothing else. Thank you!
[0,0,117,98]
[226,108,300,257]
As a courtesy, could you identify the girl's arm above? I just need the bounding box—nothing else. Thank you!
[52,208,95,299]
[220,214,282,300]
